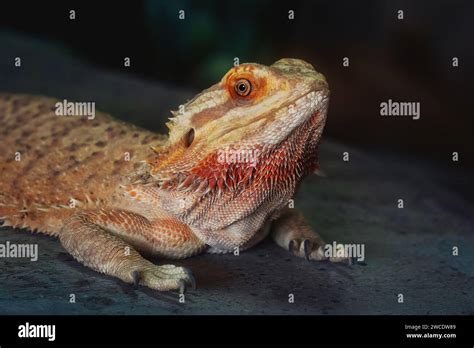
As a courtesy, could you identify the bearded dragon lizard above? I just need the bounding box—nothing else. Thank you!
[0,58,342,293]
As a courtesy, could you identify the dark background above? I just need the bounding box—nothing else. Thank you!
[0,0,472,167]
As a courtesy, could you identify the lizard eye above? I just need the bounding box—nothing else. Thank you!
[184,128,195,147]
[234,79,252,97]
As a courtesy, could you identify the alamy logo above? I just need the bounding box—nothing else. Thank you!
[380,99,420,120]
[18,322,56,341]
[55,99,96,120]
[217,146,260,166]
[0,241,38,261]
[324,241,365,262]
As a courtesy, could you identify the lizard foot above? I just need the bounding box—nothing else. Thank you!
[131,264,196,293]
[288,238,353,264]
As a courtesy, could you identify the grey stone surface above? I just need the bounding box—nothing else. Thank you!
[0,32,473,315]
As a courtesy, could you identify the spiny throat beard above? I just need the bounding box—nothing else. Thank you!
[160,108,326,197]
[253,109,326,192]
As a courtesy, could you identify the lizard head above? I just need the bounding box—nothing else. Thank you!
[150,58,329,182]
[148,58,329,248]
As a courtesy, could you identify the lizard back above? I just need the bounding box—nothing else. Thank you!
[0,94,165,235]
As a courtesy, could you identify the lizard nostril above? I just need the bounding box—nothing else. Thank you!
[184,128,195,147]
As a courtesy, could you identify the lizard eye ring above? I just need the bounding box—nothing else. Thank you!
[234,79,252,97]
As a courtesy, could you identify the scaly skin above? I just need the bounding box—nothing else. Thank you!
[0,58,342,292]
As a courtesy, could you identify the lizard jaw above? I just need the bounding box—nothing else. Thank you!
[154,86,329,192]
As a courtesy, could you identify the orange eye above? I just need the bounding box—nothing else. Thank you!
[234,79,252,97]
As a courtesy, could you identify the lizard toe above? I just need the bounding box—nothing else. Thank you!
[134,264,196,292]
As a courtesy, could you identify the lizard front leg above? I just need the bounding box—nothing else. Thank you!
[59,209,205,292]
[271,208,349,263]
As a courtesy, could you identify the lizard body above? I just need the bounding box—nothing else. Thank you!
[0,58,339,292]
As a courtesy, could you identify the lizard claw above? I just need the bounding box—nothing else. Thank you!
[179,280,187,294]
[184,268,197,290]
[288,238,324,261]
[178,268,198,293]
[303,239,311,261]
[131,270,140,289]
[288,239,297,254]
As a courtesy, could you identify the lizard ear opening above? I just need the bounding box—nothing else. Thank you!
[184,128,195,147]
